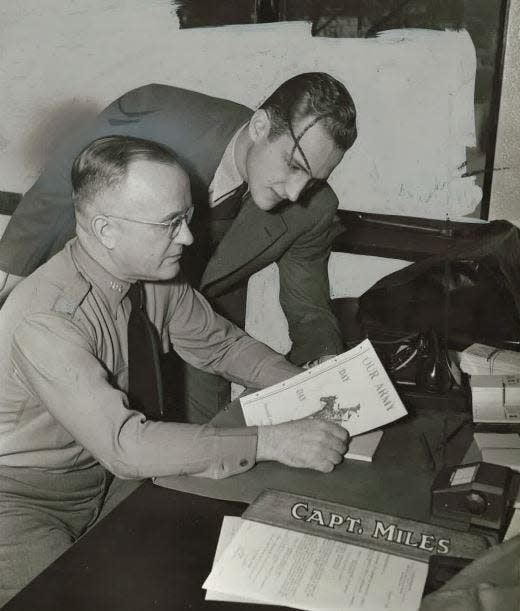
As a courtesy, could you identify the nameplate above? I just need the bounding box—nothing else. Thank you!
[242,489,490,563]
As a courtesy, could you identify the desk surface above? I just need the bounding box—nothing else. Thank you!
[4,408,473,611]
[4,482,283,611]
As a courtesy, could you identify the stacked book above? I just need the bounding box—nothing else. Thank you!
[470,375,520,423]
[460,343,520,376]
[458,344,520,424]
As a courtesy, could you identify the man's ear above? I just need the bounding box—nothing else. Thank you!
[91,215,116,249]
[248,109,271,143]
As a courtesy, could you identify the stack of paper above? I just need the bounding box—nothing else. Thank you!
[204,517,428,611]
[473,433,520,472]
[470,375,520,423]
[460,344,520,375]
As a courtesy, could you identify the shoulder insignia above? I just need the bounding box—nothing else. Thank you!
[53,272,90,317]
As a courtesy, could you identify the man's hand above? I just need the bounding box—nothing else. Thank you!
[302,354,337,369]
[256,417,349,473]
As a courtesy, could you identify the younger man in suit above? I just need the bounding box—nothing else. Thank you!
[0,72,358,422]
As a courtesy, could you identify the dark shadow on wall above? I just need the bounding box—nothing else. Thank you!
[173,0,466,30]
[22,100,102,183]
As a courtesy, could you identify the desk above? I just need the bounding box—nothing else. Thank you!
[3,482,281,611]
[4,407,473,611]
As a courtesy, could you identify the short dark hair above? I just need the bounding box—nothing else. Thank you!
[259,72,357,151]
[71,135,179,213]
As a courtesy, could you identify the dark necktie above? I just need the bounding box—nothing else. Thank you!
[127,281,164,420]
[209,182,248,221]
[207,182,248,252]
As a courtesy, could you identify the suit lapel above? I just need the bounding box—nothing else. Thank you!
[200,193,287,290]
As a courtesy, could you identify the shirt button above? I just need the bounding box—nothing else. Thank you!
[239,458,249,467]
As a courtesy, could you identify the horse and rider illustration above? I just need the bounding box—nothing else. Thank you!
[311,395,361,424]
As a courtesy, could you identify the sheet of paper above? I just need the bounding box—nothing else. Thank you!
[241,339,407,437]
[205,516,257,603]
[203,519,428,611]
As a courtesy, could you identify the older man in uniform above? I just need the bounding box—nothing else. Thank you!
[0,136,349,606]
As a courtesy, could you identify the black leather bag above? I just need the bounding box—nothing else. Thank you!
[358,220,520,351]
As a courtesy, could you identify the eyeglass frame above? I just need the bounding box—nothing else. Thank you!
[105,205,195,240]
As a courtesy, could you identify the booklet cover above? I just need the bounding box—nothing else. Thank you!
[241,339,407,437]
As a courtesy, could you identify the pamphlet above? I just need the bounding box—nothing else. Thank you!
[241,339,407,437]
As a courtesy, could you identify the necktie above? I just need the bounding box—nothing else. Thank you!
[207,182,248,252]
[210,182,248,221]
[127,281,164,420]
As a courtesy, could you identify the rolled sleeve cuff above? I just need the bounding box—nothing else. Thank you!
[199,426,258,479]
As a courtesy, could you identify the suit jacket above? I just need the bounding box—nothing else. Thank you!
[0,84,344,364]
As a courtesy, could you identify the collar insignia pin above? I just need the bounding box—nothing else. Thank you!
[110,281,123,293]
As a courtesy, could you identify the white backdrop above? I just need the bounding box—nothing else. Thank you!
[1,2,487,359]
[1,2,480,219]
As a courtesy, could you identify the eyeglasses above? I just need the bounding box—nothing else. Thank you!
[106,206,194,239]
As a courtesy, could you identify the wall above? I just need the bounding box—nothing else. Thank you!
[2,3,515,214]
[1,1,518,355]
[489,0,520,225]
[1,2,480,220]
[0,0,183,191]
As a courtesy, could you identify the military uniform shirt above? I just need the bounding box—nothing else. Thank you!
[0,239,300,479]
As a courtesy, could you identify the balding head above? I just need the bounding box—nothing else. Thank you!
[72,135,183,222]
[71,135,194,282]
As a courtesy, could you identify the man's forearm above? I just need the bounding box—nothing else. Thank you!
[213,334,302,389]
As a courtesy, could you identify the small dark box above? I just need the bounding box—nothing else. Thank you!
[431,462,519,532]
